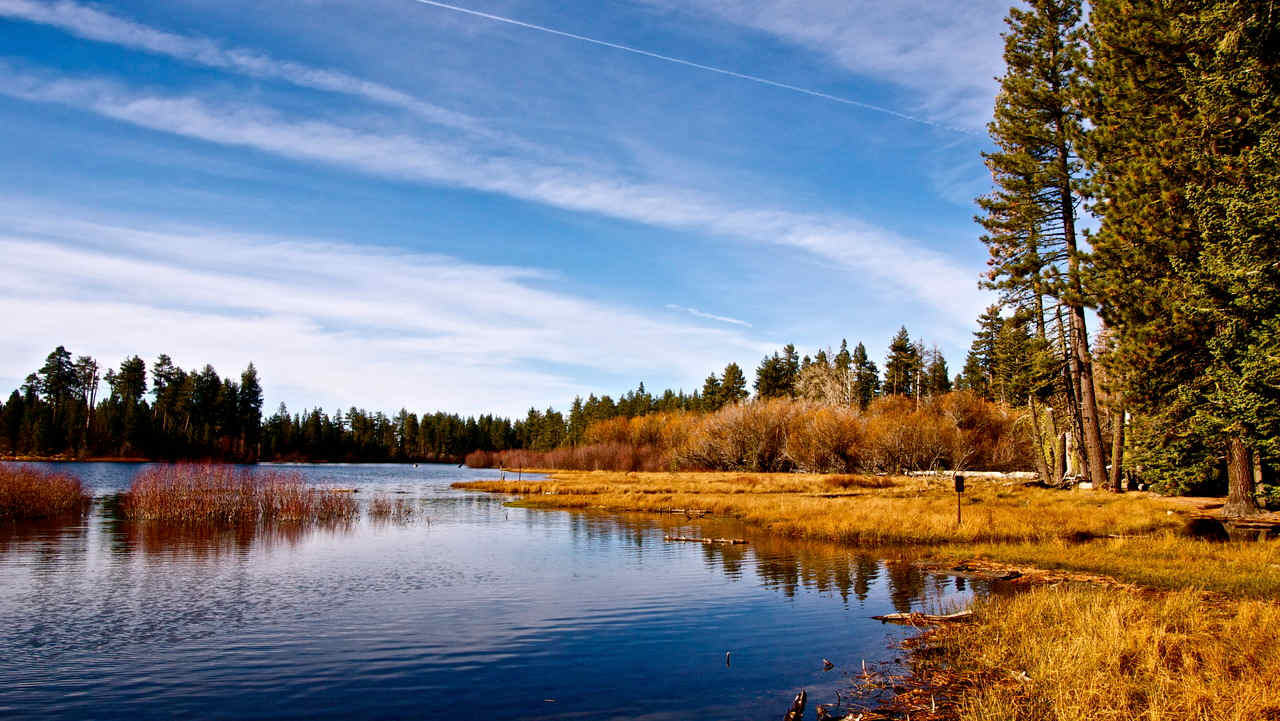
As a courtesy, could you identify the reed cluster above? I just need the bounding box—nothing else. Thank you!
[367,495,415,522]
[467,393,1030,473]
[122,464,357,524]
[0,464,89,520]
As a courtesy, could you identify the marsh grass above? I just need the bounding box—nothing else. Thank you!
[0,465,89,520]
[123,464,358,524]
[933,534,1280,599]
[925,587,1280,721]
[367,495,415,523]
[455,471,1184,544]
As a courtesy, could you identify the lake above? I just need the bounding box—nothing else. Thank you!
[0,463,974,720]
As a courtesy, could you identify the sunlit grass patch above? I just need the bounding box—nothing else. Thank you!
[933,533,1280,599]
[920,586,1280,721]
[0,464,89,520]
[455,470,1183,545]
[122,463,358,524]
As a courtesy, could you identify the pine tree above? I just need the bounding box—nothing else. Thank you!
[1087,0,1279,513]
[850,342,879,410]
[834,339,852,373]
[925,349,952,397]
[701,374,723,412]
[883,327,919,397]
[978,0,1108,488]
[721,363,749,404]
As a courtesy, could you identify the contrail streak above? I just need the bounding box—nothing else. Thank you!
[409,0,969,134]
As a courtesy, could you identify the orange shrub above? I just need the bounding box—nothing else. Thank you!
[676,399,801,472]
[784,405,864,473]
[467,393,1034,473]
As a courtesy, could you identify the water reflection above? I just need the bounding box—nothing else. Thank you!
[560,510,970,612]
[0,463,977,721]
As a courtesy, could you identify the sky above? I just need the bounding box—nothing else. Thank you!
[0,0,1012,417]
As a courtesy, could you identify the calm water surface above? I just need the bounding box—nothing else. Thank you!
[1,463,974,720]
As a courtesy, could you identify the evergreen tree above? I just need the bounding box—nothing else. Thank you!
[979,0,1108,488]
[834,339,852,373]
[850,342,879,410]
[239,363,264,458]
[959,306,1004,398]
[753,353,790,398]
[1086,0,1280,513]
[720,363,749,404]
[700,373,724,412]
[925,349,952,397]
[883,328,919,397]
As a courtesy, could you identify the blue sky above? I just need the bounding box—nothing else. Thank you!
[0,0,1011,417]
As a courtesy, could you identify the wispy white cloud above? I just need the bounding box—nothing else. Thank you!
[664,304,751,327]
[0,0,504,140]
[639,0,1008,130]
[0,207,773,415]
[0,63,987,327]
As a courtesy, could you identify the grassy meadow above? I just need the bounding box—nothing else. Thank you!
[458,469,1280,720]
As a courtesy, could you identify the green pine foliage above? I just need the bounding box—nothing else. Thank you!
[1086,0,1279,503]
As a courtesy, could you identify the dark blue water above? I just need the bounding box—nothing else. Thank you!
[0,463,971,720]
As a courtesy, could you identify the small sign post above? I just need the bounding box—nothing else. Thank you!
[954,474,965,526]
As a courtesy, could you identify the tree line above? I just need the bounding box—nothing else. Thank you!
[0,346,526,463]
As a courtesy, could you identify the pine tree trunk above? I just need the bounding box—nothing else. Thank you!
[1109,402,1125,492]
[1223,437,1261,518]
[1069,308,1110,487]
[1028,396,1052,484]
[1055,306,1088,476]
[1054,107,1109,489]
[1053,430,1066,483]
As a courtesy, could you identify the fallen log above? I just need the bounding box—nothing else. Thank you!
[664,536,749,545]
[872,610,973,625]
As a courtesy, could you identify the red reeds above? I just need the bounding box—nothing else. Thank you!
[122,464,358,524]
[0,465,89,520]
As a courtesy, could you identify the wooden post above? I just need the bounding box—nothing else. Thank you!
[954,474,965,526]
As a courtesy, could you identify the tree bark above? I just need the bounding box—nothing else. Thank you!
[1109,401,1126,492]
[1028,396,1052,484]
[1056,172,1108,485]
[1224,437,1261,518]
[1053,430,1067,483]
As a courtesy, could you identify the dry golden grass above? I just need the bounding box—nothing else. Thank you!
[455,470,1185,545]
[933,534,1280,599]
[926,587,1280,721]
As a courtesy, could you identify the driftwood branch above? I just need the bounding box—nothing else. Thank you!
[872,610,974,625]
[663,536,748,545]
[783,690,807,721]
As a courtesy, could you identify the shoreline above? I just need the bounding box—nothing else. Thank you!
[458,469,1280,720]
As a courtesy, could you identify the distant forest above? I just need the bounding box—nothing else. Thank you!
[1,329,968,464]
